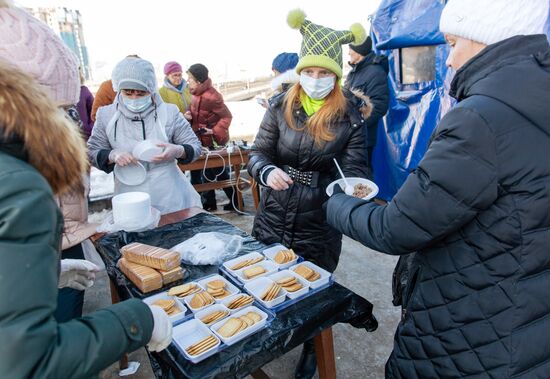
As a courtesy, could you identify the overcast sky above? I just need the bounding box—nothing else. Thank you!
[17,0,382,81]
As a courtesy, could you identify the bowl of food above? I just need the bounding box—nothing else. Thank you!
[325,177,379,201]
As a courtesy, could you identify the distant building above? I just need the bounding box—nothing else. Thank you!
[26,7,92,81]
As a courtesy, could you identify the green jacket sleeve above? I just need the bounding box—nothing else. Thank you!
[0,163,154,379]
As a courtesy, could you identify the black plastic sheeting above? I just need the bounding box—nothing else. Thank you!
[96,212,378,379]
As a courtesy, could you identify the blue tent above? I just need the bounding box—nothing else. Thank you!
[370,0,550,200]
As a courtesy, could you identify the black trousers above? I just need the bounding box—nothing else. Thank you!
[54,243,85,323]
[190,168,236,207]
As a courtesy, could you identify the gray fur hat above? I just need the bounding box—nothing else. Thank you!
[112,57,157,93]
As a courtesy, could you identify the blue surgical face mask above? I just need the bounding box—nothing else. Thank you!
[299,73,336,100]
[123,95,152,113]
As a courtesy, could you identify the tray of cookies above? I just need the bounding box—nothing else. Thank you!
[289,261,332,290]
[223,252,266,272]
[210,306,269,346]
[172,319,221,363]
[142,291,189,324]
[268,270,310,300]
[244,276,286,308]
[221,293,255,312]
[263,245,300,269]
[231,261,278,284]
[184,290,217,313]
[195,304,232,326]
[197,274,240,302]
[167,281,202,300]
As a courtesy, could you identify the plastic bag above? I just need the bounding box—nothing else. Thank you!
[96,208,161,233]
[171,232,243,265]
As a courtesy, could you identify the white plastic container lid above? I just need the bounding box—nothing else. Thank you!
[132,139,163,162]
[114,161,147,186]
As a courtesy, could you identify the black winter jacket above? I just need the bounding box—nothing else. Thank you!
[327,35,550,378]
[248,90,368,272]
[345,52,389,147]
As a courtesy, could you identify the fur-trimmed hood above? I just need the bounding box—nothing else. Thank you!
[0,59,87,194]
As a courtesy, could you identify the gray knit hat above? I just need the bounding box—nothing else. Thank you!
[112,57,157,93]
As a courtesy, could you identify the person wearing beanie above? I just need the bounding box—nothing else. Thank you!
[88,57,203,214]
[0,0,107,326]
[345,36,389,179]
[326,0,550,378]
[270,52,300,96]
[185,63,237,212]
[91,54,140,122]
[0,4,174,378]
[248,9,373,379]
[159,60,193,114]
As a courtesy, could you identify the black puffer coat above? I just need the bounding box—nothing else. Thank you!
[327,35,550,378]
[345,52,389,148]
[248,90,368,272]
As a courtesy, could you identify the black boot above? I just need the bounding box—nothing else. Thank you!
[294,339,317,379]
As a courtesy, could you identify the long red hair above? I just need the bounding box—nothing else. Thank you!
[283,82,347,145]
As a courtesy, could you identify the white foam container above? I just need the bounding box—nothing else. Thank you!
[244,276,286,308]
[183,290,216,313]
[172,319,221,363]
[221,293,256,313]
[132,139,163,162]
[222,252,266,274]
[268,270,310,299]
[195,303,232,326]
[289,261,332,290]
[197,274,240,303]
[263,244,299,269]
[142,291,188,324]
[210,305,268,346]
[234,261,278,284]
[326,177,379,201]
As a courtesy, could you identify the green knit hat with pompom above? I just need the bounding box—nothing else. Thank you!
[287,9,366,79]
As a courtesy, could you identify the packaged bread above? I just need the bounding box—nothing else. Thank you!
[159,266,184,285]
[121,242,180,271]
[118,258,162,293]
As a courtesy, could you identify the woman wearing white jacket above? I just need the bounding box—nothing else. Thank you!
[88,57,202,214]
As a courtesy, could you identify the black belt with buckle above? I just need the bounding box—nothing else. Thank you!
[283,165,320,188]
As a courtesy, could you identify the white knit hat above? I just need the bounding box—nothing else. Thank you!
[440,0,549,45]
[112,57,157,93]
[0,7,80,106]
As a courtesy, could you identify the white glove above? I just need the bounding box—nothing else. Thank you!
[58,259,99,290]
[147,305,173,352]
[151,143,185,164]
[109,149,137,166]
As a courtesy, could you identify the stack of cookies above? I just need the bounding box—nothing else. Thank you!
[261,282,282,301]
[118,242,184,293]
[185,335,218,356]
[294,265,321,282]
[168,283,201,298]
[226,294,254,310]
[243,266,266,279]
[217,312,262,338]
[152,299,181,316]
[205,279,230,299]
[274,249,297,264]
[230,256,264,270]
[200,309,230,325]
[189,291,215,309]
[275,276,304,292]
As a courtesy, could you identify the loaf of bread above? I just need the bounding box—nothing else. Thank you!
[121,242,180,271]
[118,258,162,293]
[159,266,184,285]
